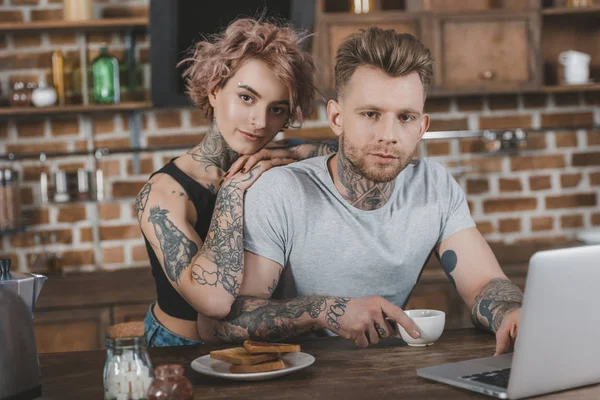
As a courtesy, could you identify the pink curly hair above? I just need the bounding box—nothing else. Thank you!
[180,17,316,127]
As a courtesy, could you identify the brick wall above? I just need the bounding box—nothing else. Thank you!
[1,1,599,274]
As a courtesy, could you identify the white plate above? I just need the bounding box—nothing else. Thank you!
[190,351,315,381]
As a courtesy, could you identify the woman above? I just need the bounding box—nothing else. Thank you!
[137,17,335,347]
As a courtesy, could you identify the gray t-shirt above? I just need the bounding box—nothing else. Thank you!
[243,155,475,308]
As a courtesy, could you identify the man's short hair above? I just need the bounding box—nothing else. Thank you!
[334,27,434,98]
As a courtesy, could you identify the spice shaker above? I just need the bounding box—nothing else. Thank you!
[147,364,193,400]
[104,321,153,400]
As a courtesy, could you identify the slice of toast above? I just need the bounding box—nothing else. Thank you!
[243,340,301,354]
[210,347,280,365]
[230,359,286,374]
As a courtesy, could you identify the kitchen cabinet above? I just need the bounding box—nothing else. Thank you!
[431,11,541,94]
[313,0,600,96]
[313,12,426,97]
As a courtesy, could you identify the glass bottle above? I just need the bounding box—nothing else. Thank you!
[104,335,153,400]
[147,365,193,400]
[93,45,120,104]
[350,0,376,13]
[52,50,65,106]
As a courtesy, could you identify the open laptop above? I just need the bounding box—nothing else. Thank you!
[416,244,600,399]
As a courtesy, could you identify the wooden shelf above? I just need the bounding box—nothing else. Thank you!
[0,17,148,33]
[542,83,600,93]
[0,102,152,117]
[542,5,600,15]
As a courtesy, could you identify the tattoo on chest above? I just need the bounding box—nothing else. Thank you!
[148,206,198,284]
[337,151,394,210]
[191,181,244,297]
[325,297,350,330]
[471,278,523,332]
[134,182,152,222]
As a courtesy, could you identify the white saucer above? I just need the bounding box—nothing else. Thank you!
[576,228,600,245]
[190,351,315,381]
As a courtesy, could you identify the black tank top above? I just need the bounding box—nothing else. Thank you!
[143,160,217,321]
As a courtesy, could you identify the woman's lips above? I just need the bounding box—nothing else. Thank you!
[238,129,262,142]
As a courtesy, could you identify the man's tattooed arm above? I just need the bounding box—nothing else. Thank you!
[191,179,245,298]
[471,278,523,333]
[205,295,349,343]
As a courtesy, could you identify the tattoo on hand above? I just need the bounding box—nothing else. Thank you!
[471,278,523,333]
[241,164,261,182]
[375,322,386,338]
[325,297,350,330]
[134,182,151,222]
[148,206,198,284]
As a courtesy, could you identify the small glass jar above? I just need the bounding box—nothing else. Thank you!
[104,336,153,400]
[147,365,193,400]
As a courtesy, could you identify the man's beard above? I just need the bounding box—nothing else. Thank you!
[340,133,411,183]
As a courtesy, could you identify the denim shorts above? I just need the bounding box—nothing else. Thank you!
[144,302,203,347]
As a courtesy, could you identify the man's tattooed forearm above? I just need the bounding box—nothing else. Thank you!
[325,297,350,330]
[471,278,523,333]
[337,147,394,210]
[194,180,244,296]
[148,206,198,284]
[135,182,151,221]
[213,296,328,342]
[308,140,338,157]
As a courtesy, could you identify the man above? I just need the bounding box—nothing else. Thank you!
[196,27,523,355]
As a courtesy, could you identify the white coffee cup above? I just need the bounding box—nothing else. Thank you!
[559,50,591,85]
[396,309,445,347]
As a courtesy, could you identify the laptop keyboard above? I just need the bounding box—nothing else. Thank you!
[461,368,511,389]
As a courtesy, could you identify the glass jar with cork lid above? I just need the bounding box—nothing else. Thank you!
[103,321,153,400]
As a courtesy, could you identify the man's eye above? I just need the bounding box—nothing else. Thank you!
[400,114,414,122]
[240,94,253,103]
[365,112,378,119]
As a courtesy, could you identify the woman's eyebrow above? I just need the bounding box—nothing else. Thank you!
[238,84,289,106]
[238,84,261,98]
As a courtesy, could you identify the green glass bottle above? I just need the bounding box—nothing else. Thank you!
[92,45,120,104]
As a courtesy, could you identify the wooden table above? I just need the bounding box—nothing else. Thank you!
[38,328,600,399]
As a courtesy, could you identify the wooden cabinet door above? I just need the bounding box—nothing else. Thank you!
[34,307,111,353]
[314,13,424,97]
[432,11,541,94]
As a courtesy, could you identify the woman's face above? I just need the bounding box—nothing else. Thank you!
[209,58,290,155]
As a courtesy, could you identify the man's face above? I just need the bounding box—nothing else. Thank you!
[328,66,430,183]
